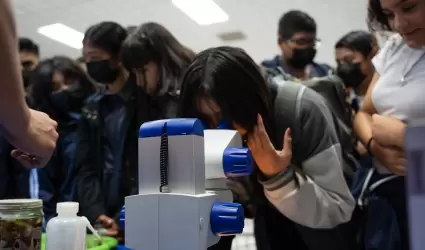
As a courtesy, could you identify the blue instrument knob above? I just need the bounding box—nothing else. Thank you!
[120,205,125,230]
[217,120,232,129]
[210,202,244,236]
[222,147,254,177]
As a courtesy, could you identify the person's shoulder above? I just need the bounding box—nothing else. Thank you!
[313,62,335,76]
[378,33,405,57]
[387,33,404,46]
[297,83,331,115]
[80,92,104,121]
[85,92,104,104]
[261,55,280,69]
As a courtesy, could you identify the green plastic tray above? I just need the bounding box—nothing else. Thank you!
[41,233,118,250]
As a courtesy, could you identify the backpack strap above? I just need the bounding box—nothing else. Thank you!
[270,76,306,168]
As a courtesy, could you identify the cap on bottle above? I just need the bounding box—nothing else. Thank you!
[56,202,79,216]
[222,147,253,177]
[210,202,244,236]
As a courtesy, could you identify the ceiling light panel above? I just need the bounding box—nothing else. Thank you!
[37,23,84,50]
[172,0,229,26]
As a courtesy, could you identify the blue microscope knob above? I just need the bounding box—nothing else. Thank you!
[222,147,254,177]
[210,202,244,236]
[120,205,125,229]
[217,120,232,129]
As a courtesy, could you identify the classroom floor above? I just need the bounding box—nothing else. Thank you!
[231,219,256,250]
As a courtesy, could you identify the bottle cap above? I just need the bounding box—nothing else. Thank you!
[222,147,254,177]
[57,202,79,216]
[210,202,244,236]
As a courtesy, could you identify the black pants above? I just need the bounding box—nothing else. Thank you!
[254,203,359,250]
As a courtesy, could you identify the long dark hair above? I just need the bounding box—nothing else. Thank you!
[30,56,96,120]
[121,22,196,96]
[179,46,274,136]
[368,0,391,31]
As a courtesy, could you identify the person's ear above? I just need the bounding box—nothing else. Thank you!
[367,46,379,61]
[278,36,287,51]
[278,36,283,45]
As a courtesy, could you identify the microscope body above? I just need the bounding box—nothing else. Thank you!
[124,119,251,250]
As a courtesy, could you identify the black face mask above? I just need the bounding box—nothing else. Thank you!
[49,83,90,116]
[86,60,120,84]
[287,47,317,69]
[22,70,32,88]
[337,63,366,88]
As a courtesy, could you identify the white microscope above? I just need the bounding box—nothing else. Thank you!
[123,118,253,250]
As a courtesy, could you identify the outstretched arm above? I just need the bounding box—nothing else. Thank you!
[0,0,31,132]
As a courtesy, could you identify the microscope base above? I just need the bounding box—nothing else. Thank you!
[125,192,220,250]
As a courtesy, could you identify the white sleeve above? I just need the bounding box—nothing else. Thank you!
[372,34,403,74]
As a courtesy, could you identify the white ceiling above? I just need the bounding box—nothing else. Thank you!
[12,0,369,65]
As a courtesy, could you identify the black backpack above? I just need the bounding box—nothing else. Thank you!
[262,66,358,181]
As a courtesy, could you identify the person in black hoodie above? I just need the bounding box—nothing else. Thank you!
[30,56,96,222]
[121,22,195,120]
[75,21,136,242]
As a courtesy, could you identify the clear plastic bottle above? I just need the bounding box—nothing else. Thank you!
[45,202,100,250]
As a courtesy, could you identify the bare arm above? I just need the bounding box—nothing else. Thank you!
[0,0,58,169]
[353,72,379,145]
[0,0,31,135]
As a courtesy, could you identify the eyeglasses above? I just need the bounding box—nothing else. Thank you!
[287,38,321,48]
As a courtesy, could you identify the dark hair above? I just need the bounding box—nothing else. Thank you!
[335,31,374,58]
[121,22,196,96]
[30,56,96,118]
[368,0,391,31]
[83,22,128,58]
[76,57,85,63]
[127,26,137,34]
[278,10,316,39]
[179,46,273,134]
[19,38,39,56]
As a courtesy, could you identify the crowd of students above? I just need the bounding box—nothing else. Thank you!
[1,0,424,249]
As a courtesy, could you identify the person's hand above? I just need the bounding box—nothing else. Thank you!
[371,141,406,176]
[356,141,368,156]
[97,215,120,238]
[371,114,406,148]
[8,109,58,168]
[247,114,292,177]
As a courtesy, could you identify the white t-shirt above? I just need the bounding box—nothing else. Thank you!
[371,34,425,173]
[372,34,425,120]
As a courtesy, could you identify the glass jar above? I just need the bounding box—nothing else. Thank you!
[0,199,43,250]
